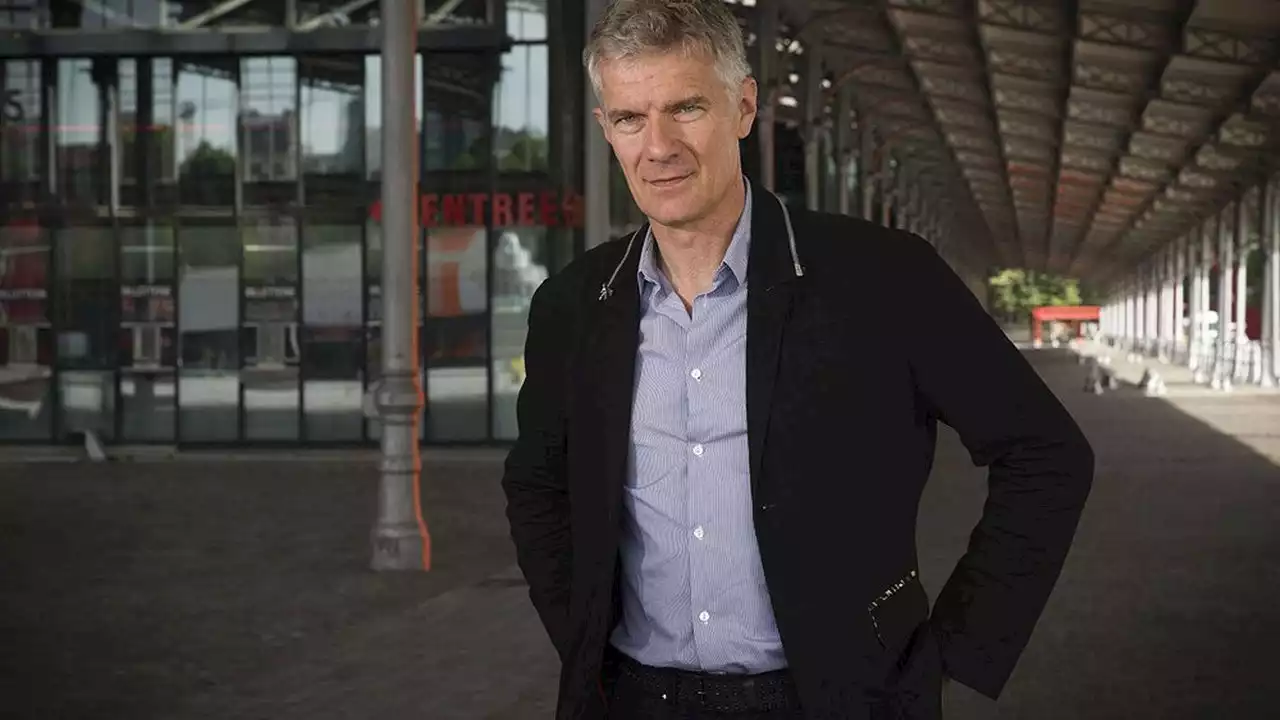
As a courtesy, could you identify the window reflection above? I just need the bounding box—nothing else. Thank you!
[425,227,488,441]
[242,215,299,440]
[55,223,117,440]
[423,53,490,173]
[120,222,176,441]
[241,57,298,207]
[491,226,558,439]
[495,44,549,173]
[364,55,423,181]
[178,222,239,441]
[49,0,168,28]
[302,221,363,441]
[56,59,114,208]
[1,60,42,204]
[297,0,379,27]
[168,0,285,27]
[507,0,547,41]
[300,56,364,206]
[0,217,52,440]
[176,59,237,207]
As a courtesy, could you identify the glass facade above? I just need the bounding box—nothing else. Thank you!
[0,1,576,445]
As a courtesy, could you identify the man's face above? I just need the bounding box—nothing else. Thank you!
[593,49,757,229]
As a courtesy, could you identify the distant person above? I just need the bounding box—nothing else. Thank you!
[501,1,1094,718]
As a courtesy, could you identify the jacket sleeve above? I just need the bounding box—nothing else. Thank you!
[901,238,1095,700]
[501,279,575,662]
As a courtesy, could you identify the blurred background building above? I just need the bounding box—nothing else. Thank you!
[0,0,581,445]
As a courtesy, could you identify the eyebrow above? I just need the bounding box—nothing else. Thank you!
[607,95,710,123]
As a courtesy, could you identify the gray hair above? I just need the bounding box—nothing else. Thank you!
[584,0,753,101]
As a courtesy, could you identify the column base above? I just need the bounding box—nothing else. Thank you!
[371,522,427,571]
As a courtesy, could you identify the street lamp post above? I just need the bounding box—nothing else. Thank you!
[371,0,429,571]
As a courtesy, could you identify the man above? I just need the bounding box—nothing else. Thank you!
[502,1,1094,718]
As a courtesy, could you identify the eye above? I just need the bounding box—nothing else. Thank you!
[674,103,705,119]
[614,114,642,131]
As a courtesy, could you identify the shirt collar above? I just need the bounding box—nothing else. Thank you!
[637,177,752,291]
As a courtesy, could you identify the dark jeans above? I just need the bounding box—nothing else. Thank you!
[602,650,806,720]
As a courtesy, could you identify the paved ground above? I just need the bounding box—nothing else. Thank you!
[1,348,1277,719]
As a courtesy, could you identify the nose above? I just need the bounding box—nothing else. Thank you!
[642,114,683,163]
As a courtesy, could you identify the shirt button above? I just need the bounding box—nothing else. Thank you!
[690,368,702,380]
[698,610,710,624]
[692,444,704,457]
[693,525,705,540]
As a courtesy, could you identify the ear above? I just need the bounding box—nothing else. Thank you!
[736,77,758,140]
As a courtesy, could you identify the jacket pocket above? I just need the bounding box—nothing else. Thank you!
[867,569,929,651]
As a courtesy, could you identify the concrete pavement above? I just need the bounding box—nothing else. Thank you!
[1,349,1277,719]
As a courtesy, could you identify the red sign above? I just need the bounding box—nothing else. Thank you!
[369,190,584,228]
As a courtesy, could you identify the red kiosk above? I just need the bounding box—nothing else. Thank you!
[1031,305,1100,346]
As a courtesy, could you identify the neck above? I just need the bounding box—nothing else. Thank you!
[650,179,746,298]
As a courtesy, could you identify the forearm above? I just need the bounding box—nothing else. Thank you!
[930,434,1093,696]
[502,448,574,659]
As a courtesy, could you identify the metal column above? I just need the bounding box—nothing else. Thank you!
[803,40,822,211]
[858,108,874,222]
[372,0,428,571]
[1213,208,1233,391]
[834,83,853,216]
[1173,235,1186,363]
[584,0,611,248]
[1264,175,1279,386]
[1234,196,1250,382]
[754,0,778,192]
[879,154,892,227]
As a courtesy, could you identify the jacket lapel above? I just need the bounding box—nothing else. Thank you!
[576,228,645,510]
[746,182,800,499]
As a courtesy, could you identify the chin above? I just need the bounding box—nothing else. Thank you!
[637,195,704,228]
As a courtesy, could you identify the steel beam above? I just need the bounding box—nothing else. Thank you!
[0,25,509,57]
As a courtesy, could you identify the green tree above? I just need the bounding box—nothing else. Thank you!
[988,269,1087,324]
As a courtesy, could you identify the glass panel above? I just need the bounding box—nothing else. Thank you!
[495,44,549,173]
[242,215,299,440]
[507,0,547,41]
[302,221,363,441]
[169,0,286,27]
[55,223,116,440]
[49,0,168,28]
[364,218,424,441]
[425,225,488,441]
[147,59,181,207]
[300,56,364,208]
[422,52,492,441]
[1,60,42,205]
[241,57,298,208]
[491,226,563,440]
[120,222,176,441]
[0,2,42,28]
[56,59,114,209]
[363,55,423,181]
[297,0,379,27]
[178,222,239,441]
[175,59,237,207]
[0,216,53,440]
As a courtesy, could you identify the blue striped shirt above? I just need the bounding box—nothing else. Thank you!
[609,183,787,674]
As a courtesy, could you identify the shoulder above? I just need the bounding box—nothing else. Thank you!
[786,208,951,292]
[530,232,637,315]
[790,208,937,266]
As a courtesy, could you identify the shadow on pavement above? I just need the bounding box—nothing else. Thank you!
[0,350,1276,719]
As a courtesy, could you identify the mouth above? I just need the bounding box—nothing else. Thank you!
[647,173,693,188]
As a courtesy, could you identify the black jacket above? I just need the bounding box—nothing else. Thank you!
[501,178,1094,719]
